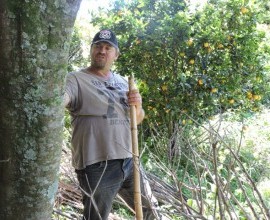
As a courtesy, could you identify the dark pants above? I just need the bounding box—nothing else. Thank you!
[76,158,156,220]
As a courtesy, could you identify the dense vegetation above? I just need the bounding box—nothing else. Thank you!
[91,0,270,129]
[56,0,270,219]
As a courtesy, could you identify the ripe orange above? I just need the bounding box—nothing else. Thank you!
[204,42,210,48]
[187,39,193,46]
[211,88,218,93]
[229,99,235,104]
[189,59,195,65]
[227,35,233,41]
[217,44,224,49]
[179,52,185,57]
[241,7,249,14]
[135,39,141,45]
[161,85,168,91]
[247,92,253,99]
[253,95,261,100]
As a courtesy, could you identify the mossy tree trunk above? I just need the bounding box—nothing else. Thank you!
[0,0,82,219]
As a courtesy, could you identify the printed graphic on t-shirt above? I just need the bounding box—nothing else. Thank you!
[92,79,129,125]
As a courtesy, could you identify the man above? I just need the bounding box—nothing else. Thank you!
[64,29,157,219]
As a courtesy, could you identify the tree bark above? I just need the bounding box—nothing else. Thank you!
[0,0,82,219]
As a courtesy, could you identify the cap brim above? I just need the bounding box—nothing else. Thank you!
[92,40,118,49]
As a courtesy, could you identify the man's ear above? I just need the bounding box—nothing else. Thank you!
[115,52,120,61]
[115,47,121,58]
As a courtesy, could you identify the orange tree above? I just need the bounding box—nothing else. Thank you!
[91,0,269,133]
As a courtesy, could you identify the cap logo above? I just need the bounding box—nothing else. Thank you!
[99,30,112,40]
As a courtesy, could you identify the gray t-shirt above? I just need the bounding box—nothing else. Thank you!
[65,69,132,170]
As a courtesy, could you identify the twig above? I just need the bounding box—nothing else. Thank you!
[53,208,77,219]
[0,158,10,163]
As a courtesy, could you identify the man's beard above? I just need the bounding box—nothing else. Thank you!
[91,55,107,69]
[92,61,105,69]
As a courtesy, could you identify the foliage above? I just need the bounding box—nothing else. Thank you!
[257,1,270,24]
[142,109,270,219]
[91,0,270,136]
[58,0,270,219]
[56,109,270,219]
[68,26,88,72]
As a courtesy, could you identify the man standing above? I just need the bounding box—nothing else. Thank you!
[64,29,156,219]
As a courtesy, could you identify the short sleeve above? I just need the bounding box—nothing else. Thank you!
[65,72,80,113]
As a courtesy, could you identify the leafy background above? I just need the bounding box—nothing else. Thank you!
[53,0,270,219]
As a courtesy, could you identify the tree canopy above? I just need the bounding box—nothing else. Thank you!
[91,0,270,133]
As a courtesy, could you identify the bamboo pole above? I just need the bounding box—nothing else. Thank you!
[128,74,143,220]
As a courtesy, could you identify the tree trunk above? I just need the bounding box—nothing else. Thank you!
[0,0,82,219]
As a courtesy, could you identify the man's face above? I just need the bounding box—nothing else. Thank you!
[90,42,119,70]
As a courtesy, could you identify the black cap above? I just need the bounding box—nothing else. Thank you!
[92,29,118,49]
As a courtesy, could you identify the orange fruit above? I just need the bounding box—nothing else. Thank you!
[204,42,210,48]
[161,85,168,91]
[229,99,235,104]
[241,7,249,14]
[211,88,218,93]
[253,95,261,100]
[135,39,141,45]
[187,39,193,46]
[189,59,195,65]
[217,44,224,49]
[247,92,253,99]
